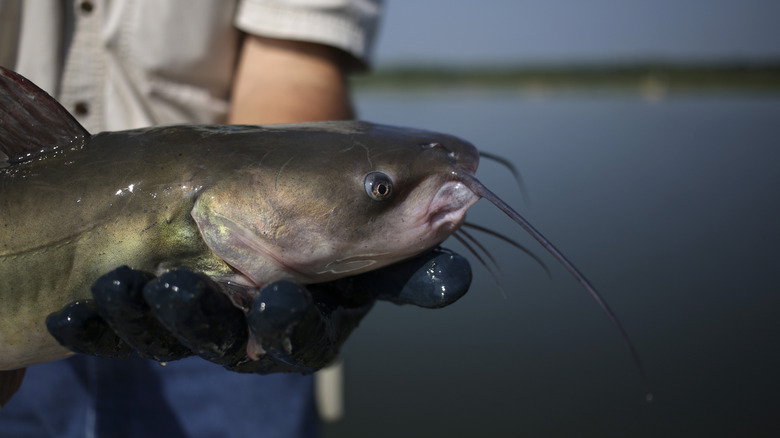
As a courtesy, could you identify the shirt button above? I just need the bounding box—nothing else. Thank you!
[74,101,90,116]
[80,1,94,14]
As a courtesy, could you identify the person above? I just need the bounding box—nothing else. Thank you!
[0,1,472,437]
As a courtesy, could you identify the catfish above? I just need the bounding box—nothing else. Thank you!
[0,68,649,407]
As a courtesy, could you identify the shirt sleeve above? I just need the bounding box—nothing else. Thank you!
[234,0,383,70]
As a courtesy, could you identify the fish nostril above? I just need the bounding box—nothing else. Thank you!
[420,142,467,169]
[420,142,444,150]
[421,142,458,159]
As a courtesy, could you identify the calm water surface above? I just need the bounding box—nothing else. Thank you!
[324,89,780,437]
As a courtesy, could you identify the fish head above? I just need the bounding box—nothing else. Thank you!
[191,121,480,286]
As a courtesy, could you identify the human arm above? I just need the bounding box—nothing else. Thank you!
[228,34,356,124]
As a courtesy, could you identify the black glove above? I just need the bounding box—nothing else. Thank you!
[46,247,471,374]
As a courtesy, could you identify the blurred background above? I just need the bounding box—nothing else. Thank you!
[325,1,780,437]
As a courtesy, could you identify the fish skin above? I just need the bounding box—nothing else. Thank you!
[0,122,481,371]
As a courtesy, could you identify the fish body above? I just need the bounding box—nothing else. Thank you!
[0,121,481,370]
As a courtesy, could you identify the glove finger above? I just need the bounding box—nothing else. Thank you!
[246,281,371,373]
[308,282,375,352]
[91,266,192,362]
[142,269,247,366]
[351,247,472,308]
[46,300,132,358]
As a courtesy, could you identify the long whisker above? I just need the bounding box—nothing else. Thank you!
[479,151,531,205]
[458,171,652,402]
[457,228,501,274]
[462,221,551,279]
[453,233,506,298]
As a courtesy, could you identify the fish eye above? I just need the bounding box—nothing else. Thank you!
[364,171,393,201]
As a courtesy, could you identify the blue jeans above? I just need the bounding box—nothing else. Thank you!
[0,355,319,438]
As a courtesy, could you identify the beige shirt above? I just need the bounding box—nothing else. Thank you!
[0,0,381,133]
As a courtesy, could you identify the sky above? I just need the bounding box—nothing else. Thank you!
[372,0,780,66]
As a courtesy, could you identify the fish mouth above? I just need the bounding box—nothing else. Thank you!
[428,181,480,233]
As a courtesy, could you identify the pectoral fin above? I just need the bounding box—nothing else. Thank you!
[0,368,26,409]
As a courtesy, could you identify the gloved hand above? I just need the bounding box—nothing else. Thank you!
[45,247,471,374]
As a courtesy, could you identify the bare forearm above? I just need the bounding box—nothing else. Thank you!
[228,35,355,125]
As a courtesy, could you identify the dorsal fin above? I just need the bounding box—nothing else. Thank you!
[0,67,89,166]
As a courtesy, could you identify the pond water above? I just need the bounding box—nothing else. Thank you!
[324,88,780,437]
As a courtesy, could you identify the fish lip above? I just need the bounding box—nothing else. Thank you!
[427,180,480,232]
